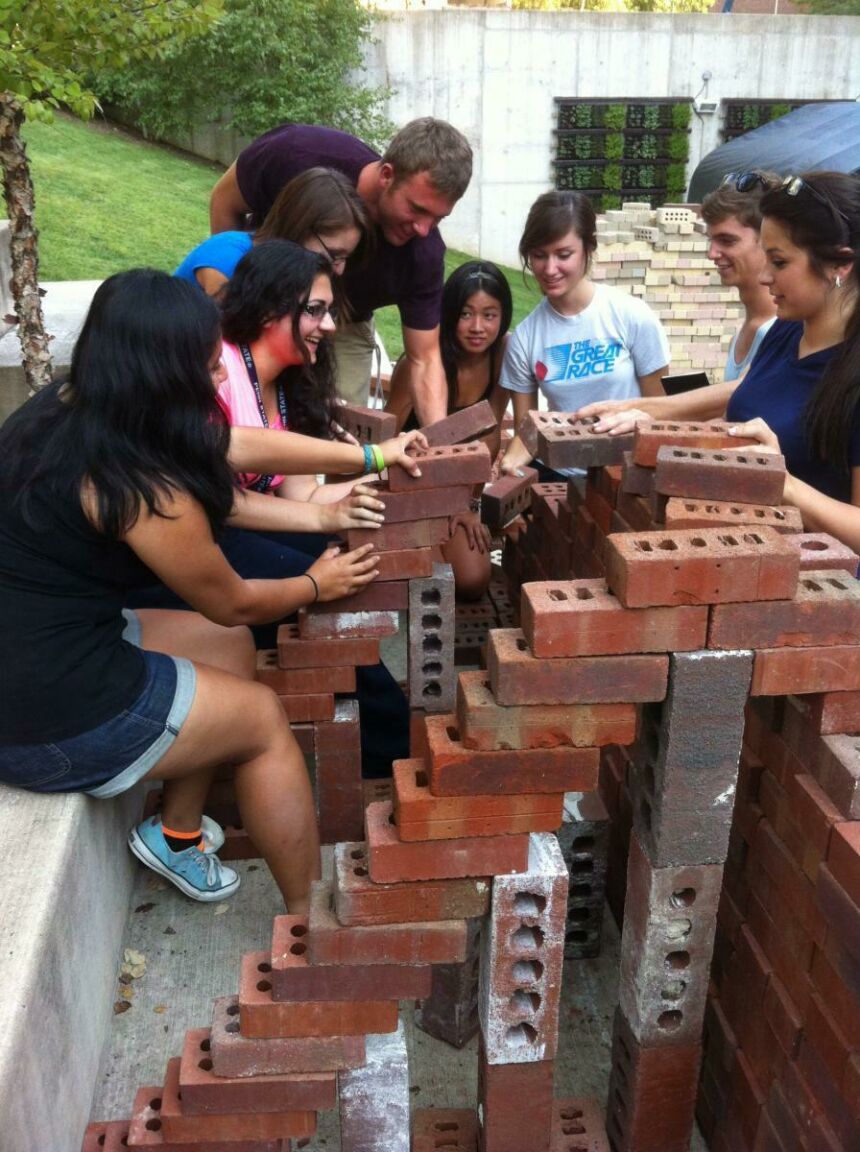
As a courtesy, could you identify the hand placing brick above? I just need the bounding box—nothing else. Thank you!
[346,515,450,552]
[420,398,497,446]
[336,403,397,444]
[654,444,786,505]
[709,570,860,650]
[632,419,758,467]
[303,580,408,614]
[371,482,473,523]
[663,497,802,535]
[482,467,538,534]
[529,411,636,469]
[387,440,492,492]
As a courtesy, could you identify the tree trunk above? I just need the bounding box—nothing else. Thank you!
[0,94,53,392]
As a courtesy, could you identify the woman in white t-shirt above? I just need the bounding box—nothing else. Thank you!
[500,190,670,477]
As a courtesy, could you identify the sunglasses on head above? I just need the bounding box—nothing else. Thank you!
[721,171,772,194]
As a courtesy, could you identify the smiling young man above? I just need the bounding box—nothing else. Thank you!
[209,119,473,422]
[701,172,780,380]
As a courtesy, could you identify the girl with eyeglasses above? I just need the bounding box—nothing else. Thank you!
[579,172,860,544]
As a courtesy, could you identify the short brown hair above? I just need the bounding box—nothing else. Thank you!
[382,118,472,201]
[519,191,598,272]
[701,171,781,231]
[257,167,369,246]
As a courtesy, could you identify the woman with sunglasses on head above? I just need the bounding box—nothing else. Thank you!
[579,172,860,546]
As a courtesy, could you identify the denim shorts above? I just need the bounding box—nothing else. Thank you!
[0,610,197,799]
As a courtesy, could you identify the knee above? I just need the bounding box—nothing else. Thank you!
[230,626,258,679]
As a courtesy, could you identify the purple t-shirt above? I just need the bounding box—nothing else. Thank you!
[236,123,445,331]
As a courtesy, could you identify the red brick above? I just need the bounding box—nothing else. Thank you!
[654,444,786,504]
[663,496,803,535]
[482,467,539,534]
[796,1031,860,1149]
[409,563,456,712]
[604,526,799,608]
[826,821,860,907]
[810,945,860,1048]
[392,758,564,840]
[786,775,844,881]
[843,1053,860,1126]
[792,690,860,735]
[520,578,707,657]
[519,410,634,469]
[314,699,363,845]
[366,799,529,883]
[257,651,356,694]
[178,1029,336,1114]
[277,692,335,723]
[82,1121,131,1152]
[817,864,860,962]
[276,623,380,668]
[269,915,431,1000]
[295,606,399,640]
[751,646,860,699]
[333,841,489,925]
[487,628,668,706]
[424,713,599,796]
[303,580,409,615]
[804,992,853,1091]
[549,1097,610,1152]
[336,403,396,443]
[308,876,469,963]
[371,482,473,523]
[159,1057,315,1143]
[346,515,450,552]
[127,1086,283,1151]
[421,399,497,447]
[456,670,636,750]
[632,420,758,467]
[615,490,655,531]
[584,485,614,536]
[792,532,860,576]
[387,440,492,491]
[362,777,393,807]
[728,1050,767,1147]
[368,547,434,581]
[413,1109,478,1152]
[208,995,366,1078]
[800,733,860,820]
[415,918,482,1049]
[238,951,399,1038]
[217,822,261,862]
[709,570,860,650]
[763,976,802,1061]
[621,451,653,497]
[477,1036,554,1152]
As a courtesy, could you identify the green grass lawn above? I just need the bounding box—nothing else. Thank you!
[24,113,540,360]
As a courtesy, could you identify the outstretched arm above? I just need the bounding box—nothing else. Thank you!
[210,163,251,234]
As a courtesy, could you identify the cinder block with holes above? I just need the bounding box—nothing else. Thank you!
[346,515,450,553]
[456,670,637,751]
[392,757,564,840]
[409,563,456,712]
[424,713,599,797]
[604,1007,701,1152]
[336,403,397,444]
[387,440,492,491]
[208,995,366,1078]
[414,918,482,1050]
[632,420,758,467]
[412,1108,478,1151]
[333,841,490,926]
[618,833,723,1046]
[479,833,568,1064]
[709,569,860,649]
[178,1028,336,1113]
[550,1097,611,1152]
[487,628,669,706]
[126,1083,287,1150]
[558,791,610,959]
[276,623,380,668]
[238,951,399,1039]
[366,799,530,883]
[603,526,799,608]
[792,532,860,576]
[477,1034,555,1152]
[518,411,634,469]
[653,444,786,504]
[314,700,363,845]
[338,1020,410,1152]
[256,650,356,694]
[296,607,399,640]
[482,467,539,534]
[663,497,802,535]
[520,579,708,658]
[420,399,497,447]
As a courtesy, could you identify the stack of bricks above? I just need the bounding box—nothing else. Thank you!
[592,200,743,373]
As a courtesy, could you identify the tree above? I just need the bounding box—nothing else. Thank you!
[798,0,860,11]
[97,0,392,154]
[0,1,222,392]
[514,0,713,10]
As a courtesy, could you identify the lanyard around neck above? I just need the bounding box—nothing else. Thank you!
[239,343,288,494]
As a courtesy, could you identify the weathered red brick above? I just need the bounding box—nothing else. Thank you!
[303,580,409,615]
[654,444,786,504]
[413,1108,478,1152]
[371,482,473,523]
[477,1035,554,1152]
[127,1085,284,1151]
[276,623,380,668]
[370,547,435,581]
[314,699,363,845]
[82,1121,131,1152]
[387,440,492,491]
[791,532,860,576]
[277,692,335,723]
[792,689,860,735]
[482,468,539,534]
[519,410,633,469]
[257,651,356,694]
[414,919,482,1050]
[632,420,758,467]
[346,515,450,552]
[421,399,497,447]
[549,1097,611,1152]
[663,496,802,535]
[751,646,860,699]
[296,607,399,640]
[336,403,397,443]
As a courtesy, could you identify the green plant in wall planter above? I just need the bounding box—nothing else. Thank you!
[603,164,622,191]
[604,133,624,161]
[603,194,622,210]
[603,104,626,131]
[666,162,686,201]
[770,102,791,121]
[671,103,692,131]
[668,133,689,162]
[574,104,593,128]
[741,105,761,130]
[574,135,593,160]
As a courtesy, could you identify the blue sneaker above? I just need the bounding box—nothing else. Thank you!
[128,816,240,902]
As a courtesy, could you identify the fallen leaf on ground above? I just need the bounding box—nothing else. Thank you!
[119,985,135,1000]
[213,903,230,916]
[134,902,155,914]
[153,1005,168,1015]
[113,1001,131,1015]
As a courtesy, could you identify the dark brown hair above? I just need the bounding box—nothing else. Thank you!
[518,191,598,275]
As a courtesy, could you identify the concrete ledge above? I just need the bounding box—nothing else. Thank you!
[0,782,144,1151]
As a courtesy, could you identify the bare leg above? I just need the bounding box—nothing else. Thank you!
[441,522,492,601]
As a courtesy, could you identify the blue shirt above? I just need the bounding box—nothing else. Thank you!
[174,232,254,286]
[726,320,859,502]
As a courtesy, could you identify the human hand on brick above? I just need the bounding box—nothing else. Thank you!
[726,417,782,454]
[305,543,378,602]
[326,483,386,532]
[449,510,492,553]
[378,429,428,476]
[575,399,654,435]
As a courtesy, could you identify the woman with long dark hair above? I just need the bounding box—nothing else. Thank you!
[0,271,380,913]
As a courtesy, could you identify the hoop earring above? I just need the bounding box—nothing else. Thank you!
[835,275,843,289]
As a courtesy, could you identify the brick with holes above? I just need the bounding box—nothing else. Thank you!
[477,1034,555,1152]
[335,403,397,444]
[333,841,490,926]
[339,1019,410,1152]
[482,467,539,534]
[413,1108,478,1152]
[518,410,634,469]
[603,526,799,608]
[314,700,363,845]
[393,757,563,839]
[269,915,431,1000]
[558,791,610,959]
[663,497,803,535]
[791,532,860,576]
[653,444,787,505]
[256,652,357,695]
[414,917,482,1049]
[126,1085,286,1151]
[409,563,456,712]
[420,399,497,447]
[276,623,380,668]
[479,832,568,1064]
[387,440,492,491]
[238,951,399,1038]
[296,607,399,640]
[709,569,860,650]
[178,1028,336,1114]
[346,515,450,553]
[82,1121,132,1152]
[208,996,366,1078]
[520,579,708,658]
[618,833,723,1046]
[456,670,637,751]
[487,629,669,707]
[550,1097,611,1152]
[366,799,530,883]
[423,713,599,797]
[632,420,758,467]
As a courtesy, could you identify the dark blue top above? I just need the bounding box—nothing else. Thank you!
[725,319,859,502]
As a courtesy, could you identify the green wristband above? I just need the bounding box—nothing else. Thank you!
[370,444,385,474]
